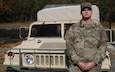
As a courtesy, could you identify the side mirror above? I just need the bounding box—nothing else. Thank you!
[19,27,28,39]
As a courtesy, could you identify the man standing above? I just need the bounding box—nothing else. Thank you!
[65,2,107,72]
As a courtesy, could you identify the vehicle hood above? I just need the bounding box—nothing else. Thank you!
[8,38,66,52]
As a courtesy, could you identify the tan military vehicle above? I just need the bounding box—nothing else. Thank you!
[3,5,114,72]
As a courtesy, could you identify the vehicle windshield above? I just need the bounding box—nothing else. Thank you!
[30,24,61,37]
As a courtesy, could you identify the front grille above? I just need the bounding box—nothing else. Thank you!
[35,54,66,68]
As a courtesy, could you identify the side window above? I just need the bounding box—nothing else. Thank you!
[112,30,115,42]
[106,30,110,42]
[106,29,115,42]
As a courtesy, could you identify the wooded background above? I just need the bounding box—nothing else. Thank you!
[0,0,115,23]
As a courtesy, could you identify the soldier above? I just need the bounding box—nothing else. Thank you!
[65,2,107,72]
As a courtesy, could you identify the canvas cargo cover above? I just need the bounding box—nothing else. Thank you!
[37,5,100,21]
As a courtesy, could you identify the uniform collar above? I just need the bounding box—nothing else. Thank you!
[80,19,96,28]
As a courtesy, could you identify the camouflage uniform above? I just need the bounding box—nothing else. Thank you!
[65,19,107,72]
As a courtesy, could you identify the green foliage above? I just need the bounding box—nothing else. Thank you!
[0,11,14,22]
[0,0,114,22]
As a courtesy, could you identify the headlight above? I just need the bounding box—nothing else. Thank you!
[25,54,34,64]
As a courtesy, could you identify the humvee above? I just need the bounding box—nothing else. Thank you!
[3,5,114,72]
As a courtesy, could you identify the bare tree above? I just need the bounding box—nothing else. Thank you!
[0,0,11,12]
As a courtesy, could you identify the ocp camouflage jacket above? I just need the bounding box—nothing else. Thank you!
[65,19,107,65]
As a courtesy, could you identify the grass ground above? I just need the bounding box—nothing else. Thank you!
[101,22,115,29]
[0,21,32,39]
[0,21,115,29]
[0,21,32,29]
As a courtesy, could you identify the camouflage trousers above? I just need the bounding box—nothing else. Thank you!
[68,64,101,72]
